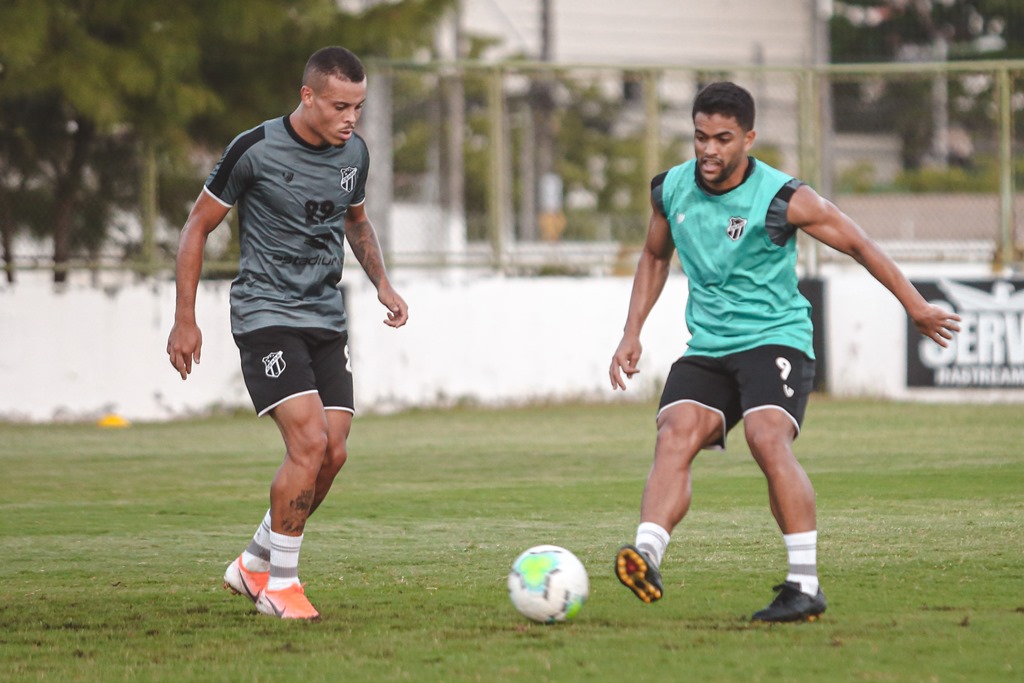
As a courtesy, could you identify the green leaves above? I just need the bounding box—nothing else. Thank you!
[0,0,452,278]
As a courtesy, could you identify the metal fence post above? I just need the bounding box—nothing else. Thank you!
[139,141,158,276]
[996,67,1016,270]
[798,69,821,276]
[643,69,661,190]
[487,67,508,269]
[365,66,394,262]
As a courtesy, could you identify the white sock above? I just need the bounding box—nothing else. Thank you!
[783,530,819,596]
[635,522,671,568]
[267,531,303,591]
[241,509,272,573]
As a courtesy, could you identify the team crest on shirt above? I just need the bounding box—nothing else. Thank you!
[726,216,747,241]
[339,167,358,192]
[262,351,286,378]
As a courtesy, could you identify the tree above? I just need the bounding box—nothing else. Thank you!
[829,1,1024,171]
[0,0,219,282]
[187,0,454,149]
[831,0,1022,63]
[0,0,452,282]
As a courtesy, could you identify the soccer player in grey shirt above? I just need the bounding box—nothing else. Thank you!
[166,46,408,619]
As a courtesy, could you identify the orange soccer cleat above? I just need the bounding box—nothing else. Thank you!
[255,583,320,620]
[223,555,269,603]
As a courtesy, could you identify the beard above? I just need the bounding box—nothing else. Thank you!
[700,154,743,186]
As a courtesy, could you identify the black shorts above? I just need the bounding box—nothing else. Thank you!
[658,344,815,449]
[234,326,353,417]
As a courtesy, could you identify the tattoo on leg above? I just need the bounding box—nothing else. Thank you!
[291,488,314,513]
[280,488,315,533]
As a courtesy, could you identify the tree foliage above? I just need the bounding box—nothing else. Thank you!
[829,1,1024,172]
[831,0,1024,63]
[0,0,452,281]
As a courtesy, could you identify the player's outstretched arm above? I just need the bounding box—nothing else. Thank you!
[610,203,676,390]
[166,190,230,380]
[789,185,961,347]
[344,203,408,328]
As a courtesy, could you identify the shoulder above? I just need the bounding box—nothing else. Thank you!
[668,158,695,177]
[220,120,273,171]
[658,160,696,193]
[651,160,690,212]
[786,183,833,227]
[349,131,369,151]
[345,132,370,164]
[206,121,272,198]
[749,159,809,204]
[750,158,796,185]
[226,120,272,156]
[650,170,668,192]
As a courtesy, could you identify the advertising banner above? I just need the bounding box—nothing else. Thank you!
[907,279,1024,388]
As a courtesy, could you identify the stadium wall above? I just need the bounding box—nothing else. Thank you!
[0,263,1017,423]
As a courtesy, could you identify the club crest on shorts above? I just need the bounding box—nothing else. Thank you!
[727,216,747,241]
[339,167,358,192]
[262,351,286,378]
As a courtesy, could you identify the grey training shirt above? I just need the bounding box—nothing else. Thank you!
[204,115,369,336]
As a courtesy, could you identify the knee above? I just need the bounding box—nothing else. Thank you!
[745,424,802,479]
[744,416,795,459]
[655,420,685,452]
[745,425,781,456]
[323,439,348,475]
[287,427,329,469]
[654,419,703,465]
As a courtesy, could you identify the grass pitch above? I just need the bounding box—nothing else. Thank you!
[1,398,1022,682]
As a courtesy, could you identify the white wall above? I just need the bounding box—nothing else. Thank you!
[0,270,689,422]
[0,262,1017,424]
[0,275,251,422]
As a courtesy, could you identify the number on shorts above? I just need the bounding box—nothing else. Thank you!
[775,356,792,380]
[776,357,795,398]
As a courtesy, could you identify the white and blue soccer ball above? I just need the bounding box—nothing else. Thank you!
[507,545,589,623]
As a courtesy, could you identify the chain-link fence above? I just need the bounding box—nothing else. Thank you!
[3,60,1023,279]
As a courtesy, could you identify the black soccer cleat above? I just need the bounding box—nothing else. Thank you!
[615,544,663,604]
[751,581,827,623]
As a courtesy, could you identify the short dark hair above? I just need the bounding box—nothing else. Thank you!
[692,82,755,131]
[303,46,365,89]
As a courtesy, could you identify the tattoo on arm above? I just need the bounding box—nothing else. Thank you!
[346,218,386,286]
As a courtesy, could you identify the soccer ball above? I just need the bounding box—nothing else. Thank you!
[507,545,589,623]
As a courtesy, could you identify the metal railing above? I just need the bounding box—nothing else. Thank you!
[2,59,1022,280]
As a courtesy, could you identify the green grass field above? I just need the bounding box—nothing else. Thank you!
[1,398,1022,682]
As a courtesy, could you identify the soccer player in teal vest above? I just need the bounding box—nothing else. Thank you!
[167,47,408,619]
[610,82,960,622]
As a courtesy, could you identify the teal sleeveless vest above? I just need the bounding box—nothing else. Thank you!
[660,158,814,358]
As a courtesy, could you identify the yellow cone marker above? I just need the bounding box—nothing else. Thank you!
[97,413,130,428]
